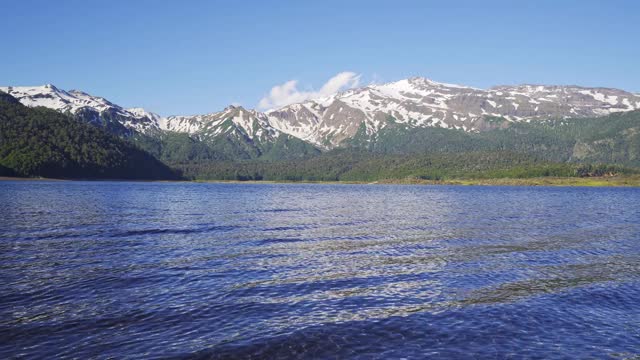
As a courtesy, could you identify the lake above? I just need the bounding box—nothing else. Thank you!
[1,181,639,359]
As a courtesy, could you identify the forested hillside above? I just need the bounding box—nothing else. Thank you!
[348,110,640,167]
[133,130,320,163]
[0,92,179,179]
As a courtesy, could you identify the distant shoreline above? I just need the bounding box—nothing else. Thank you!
[0,176,68,182]
[0,176,182,183]
[375,176,640,187]
[195,176,640,187]
[2,176,640,187]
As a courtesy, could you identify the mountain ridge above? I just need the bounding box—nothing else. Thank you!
[3,77,640,150]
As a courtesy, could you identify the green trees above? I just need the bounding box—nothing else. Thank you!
[169,150,637,182]
[0,92,179,180]
[133,130,320,163]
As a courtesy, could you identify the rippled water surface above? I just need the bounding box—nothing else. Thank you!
[1,181,639,359]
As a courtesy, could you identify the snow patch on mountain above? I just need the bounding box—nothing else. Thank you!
[266,78,640,147]
[0,85,160,133]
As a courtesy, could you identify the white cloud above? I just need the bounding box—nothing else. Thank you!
[258,71,361,110]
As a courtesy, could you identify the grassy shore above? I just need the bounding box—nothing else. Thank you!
[376,175,640,187]
[193,175,640,187]
[0,176,68,182]
[3,176,640,187]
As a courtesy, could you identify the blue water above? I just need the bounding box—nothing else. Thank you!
[0,181,639,359]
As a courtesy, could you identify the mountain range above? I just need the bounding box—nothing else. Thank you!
[1,77,640,181]
[3,77,639,151]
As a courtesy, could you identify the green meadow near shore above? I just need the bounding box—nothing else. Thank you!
[375,175,640,187]
[4,175,640,187]
[191,175,640,187]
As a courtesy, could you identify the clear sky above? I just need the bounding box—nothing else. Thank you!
[1,0,638,115]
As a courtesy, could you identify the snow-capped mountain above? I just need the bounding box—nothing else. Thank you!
[265,77,640,147]
[171,105,282,143]
[3,78,640,150]
[0,85,286,143]
[0,85,161,135]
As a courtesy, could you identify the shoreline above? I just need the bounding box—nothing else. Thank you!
[0,176,184,183]
[2,176,640,187]
[375,176,640,187]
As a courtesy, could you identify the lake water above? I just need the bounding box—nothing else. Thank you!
[1,181,639,359]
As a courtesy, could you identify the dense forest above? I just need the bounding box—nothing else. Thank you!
[172,150,635,182]
[0,92,179,179]
[133,130,320,163]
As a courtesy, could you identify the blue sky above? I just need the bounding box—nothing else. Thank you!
[1,0,638,115]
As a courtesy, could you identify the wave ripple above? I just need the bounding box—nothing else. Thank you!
[1,182,639,359]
